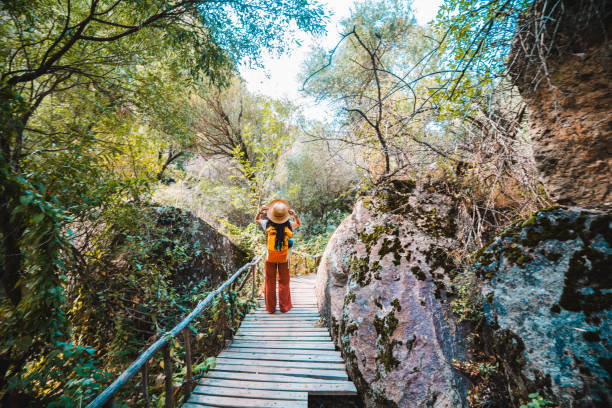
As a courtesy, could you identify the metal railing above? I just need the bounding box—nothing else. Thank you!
[86,253,264,408]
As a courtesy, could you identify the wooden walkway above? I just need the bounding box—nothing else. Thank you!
[183,274,357,408]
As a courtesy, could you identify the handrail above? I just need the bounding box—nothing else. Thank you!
[86,253,264,408]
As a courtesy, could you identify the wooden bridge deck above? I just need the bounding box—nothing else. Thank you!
[183,274,357,408]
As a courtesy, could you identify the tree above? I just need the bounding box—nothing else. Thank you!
[302,0,449,181]
[0,0,326,404]
[302,0,549,250]
[189,80,298,219]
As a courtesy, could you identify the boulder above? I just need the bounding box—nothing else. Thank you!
[316,181,472,408]
[151,206,249,286]
[476,206,611,407]
[509,1,612,206]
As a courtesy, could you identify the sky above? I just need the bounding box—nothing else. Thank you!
[238,0,443,120]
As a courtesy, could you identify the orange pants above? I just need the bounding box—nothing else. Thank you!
[264,261,292,313]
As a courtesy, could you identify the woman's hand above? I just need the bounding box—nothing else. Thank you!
[289,209,301,229]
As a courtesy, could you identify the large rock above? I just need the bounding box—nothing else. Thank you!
[475,206,611,407]
[151,206,249,286]
[316,181,472,408]
[509,1,612,206]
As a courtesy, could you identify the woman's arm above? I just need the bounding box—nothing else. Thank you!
[255,206,268,226]
[289,209,301,229]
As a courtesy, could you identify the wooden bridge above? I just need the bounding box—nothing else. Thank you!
[183,274,357,408]
[86,256,356,408]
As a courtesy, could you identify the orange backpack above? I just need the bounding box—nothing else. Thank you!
[265,224,292,263]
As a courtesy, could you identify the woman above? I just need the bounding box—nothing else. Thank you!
[254,199,301,313]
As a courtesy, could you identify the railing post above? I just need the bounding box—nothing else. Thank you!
[162,344,173,408]
[141,361,149,408]
[182,328,193,401]
[228,287,235,325]
[251,263,256,299]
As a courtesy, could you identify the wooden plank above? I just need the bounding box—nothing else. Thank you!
[219,351,343,362]
[224,348,341,356]
[233,336,329,342]
[192,386,306,400]
[236,330,329,335]
[237,329,329,335]
[185,394,307,408]
[238,325,321,329]
[229,341,335,350]
[236,332,328,337]
[202,370,346,384]
[234,332,329,336]
[252,307,317,310]
[243,316,318,319]
[239,322,319,326]
[216,357,345,370]
[243,318,320,322]
[248,310,317,312]
[249,313,319,317]
[195,378,357,395]
[244,314,319,318]
[237,328,328,333]
[213,364,348,380]
[234,335,328,340]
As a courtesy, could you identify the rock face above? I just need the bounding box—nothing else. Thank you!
[316,181,472,408]
[475,206,611,407]
[151,206,249,286]
[509,1,612,206]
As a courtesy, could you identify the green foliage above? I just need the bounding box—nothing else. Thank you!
[450,269,484,322]
[520,392,555,408]
[0,0,327,404]
[433,0,531,114]
[279,140,357,241]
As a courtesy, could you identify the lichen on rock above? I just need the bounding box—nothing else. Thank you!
[315,180,472,407]
[476,206,612,407]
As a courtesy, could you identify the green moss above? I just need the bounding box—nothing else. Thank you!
[521,213,584,247]
[359,225,388,254]
[411,266,426,281]
[425,246,456,274]
[413,206,457,239]
[589,214,612,243]
[545,251,562,263]
[344,292,356,306]
[345,322,358,336]
[373,309,401,372]
[349,255,372,287]
[378,236,403,266]
[559,246,611,315]
[374,179,416,213]
[494,329,526,373]
[504,246,533,267]
[391,298,401,311]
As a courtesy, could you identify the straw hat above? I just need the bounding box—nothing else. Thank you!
[266,199,291,224]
